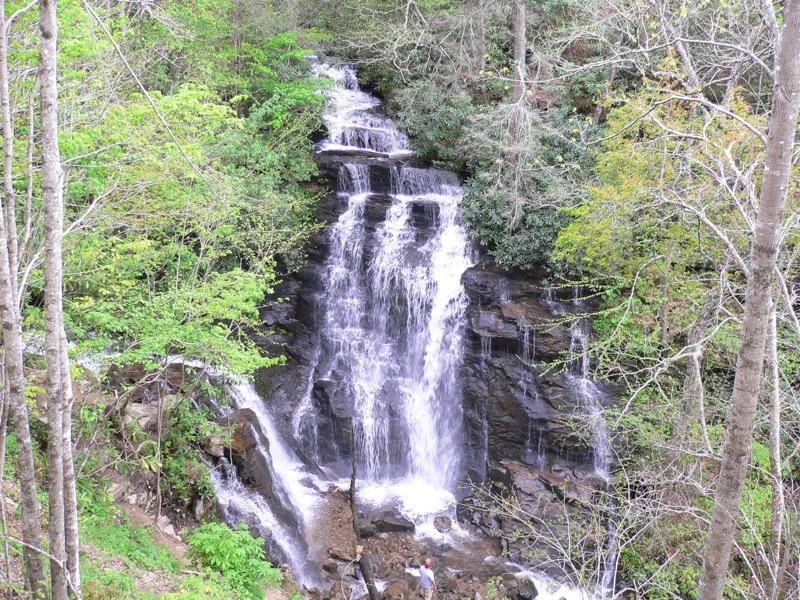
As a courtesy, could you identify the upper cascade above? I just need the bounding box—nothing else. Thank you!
[313,61,413,157]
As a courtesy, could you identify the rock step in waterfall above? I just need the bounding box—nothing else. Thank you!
[210,59,620,599]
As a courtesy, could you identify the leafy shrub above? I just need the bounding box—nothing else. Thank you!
[159,573,240,599]
[82,566,141,600]
[188,523,282,600]
[394,82,476,168]
[162,399,226,506]
[462,180,570,269]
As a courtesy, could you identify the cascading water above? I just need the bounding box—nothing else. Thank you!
[567,321,613,479]
[212,381,325,588]
[210,60,619,598]
[300,61,474,521]
[564,296,618,599]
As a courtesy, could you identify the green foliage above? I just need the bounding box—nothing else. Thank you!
[619,545,700,600]
[58,78,314,375]
[457,103,597,270]
[81,514,181,573]
[485,575,503,599]
[82,565,142,600]
[188,523,282,600]
[161,399,228,506]
[158,573,240,599]
[394,82,476,168]
[462,181,570,269]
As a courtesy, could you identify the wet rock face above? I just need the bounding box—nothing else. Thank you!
[460,263,613,481]
[224,408,274,491]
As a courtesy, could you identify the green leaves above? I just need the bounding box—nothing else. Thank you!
[188,523,282,599]
[53,25,325,377]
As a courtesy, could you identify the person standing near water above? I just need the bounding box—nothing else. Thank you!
[420,558,437,600]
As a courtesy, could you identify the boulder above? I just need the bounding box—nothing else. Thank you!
[517,576,538,600]
[202,433,226,458]
[222,408,262,454]
[362,549,388,578]
[384,580,409,600]
[443,573,459,593]
[124,404,160,434]
[329,546,354,561]
[374,515,415,533]
[358,519,378,538]
[322,561,338,573]
[434,516,452,533]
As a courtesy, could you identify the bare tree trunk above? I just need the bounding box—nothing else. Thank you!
[0,0,18,294]
[697,2,800,598]
[0,217,45,598]
[40,0,70,596]
[672,293,718,450]
[0,361,12,578]
[61,326,80,594]
[20,80,38,268]
[349,459,380,600]
[767,300,784,600]
[508,0,525,161]
[0,1,45,595]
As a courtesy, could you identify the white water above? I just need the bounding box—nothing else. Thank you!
[565,304,618,598]
[213,381,326,587]
[296,63,474,522]
[313,62,413,158]
[210,62,618,597]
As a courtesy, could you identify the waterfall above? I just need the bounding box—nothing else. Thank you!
[302,62,473,519]
[567,321,612,479]
[212,381,325,588]
[313,62,412,158]
[564,298,618,599]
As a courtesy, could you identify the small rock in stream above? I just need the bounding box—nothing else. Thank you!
[384,580,409,600]
[328,546,354,561]
[434,516,452,532]
[322,561,338,573]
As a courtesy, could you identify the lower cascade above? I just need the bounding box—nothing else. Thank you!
[211,60,619,598]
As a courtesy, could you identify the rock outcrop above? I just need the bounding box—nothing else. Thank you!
[460,263,617,480]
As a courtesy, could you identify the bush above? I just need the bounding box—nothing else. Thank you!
[188,523,282,600]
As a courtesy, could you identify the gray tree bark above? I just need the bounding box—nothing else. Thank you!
[0,0,46,594]
[0,0,18,295]
[697,1,800,597]
[39,0,71,596]
[61,326,80,594]
[766,300,784,600]
[508,0,525,160]
[672,293,718,450]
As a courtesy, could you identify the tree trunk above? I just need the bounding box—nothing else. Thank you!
[697,2,800,598]
[0,365,11,578]
[0,1,46,595]
[672,292,718,450]
[508,0,525,160]
[40,0,71,596]
[0,0,18,296]
[61,326,80,594]
[766,300,784,600]
[349,460,380,600]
